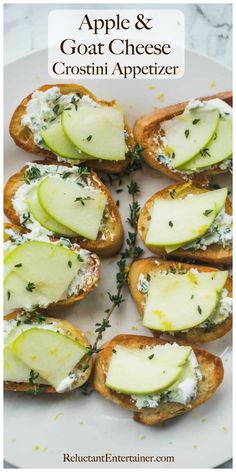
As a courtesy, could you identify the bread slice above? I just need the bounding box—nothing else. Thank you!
[4,310,92,393]
[9,84,135,175]
[4,223,100,309]
[138,182,232,265]
[94,334,224,425]
[4,160,123,257]
[128,258,232,344]
[134,91,232,187]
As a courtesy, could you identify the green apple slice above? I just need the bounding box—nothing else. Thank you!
[146,200,216,247]
[180,117,232,170]
[12,328,87,391]
[4,240,83,302]
[143,270,228,332]
[162,109,219,168]
[41,121,94,160]
[105,345,192,395]
[38,176,107,240]
[62,104,127,161]
[26,186,77,237]
[4,346,34,383]
[4,271,51,312]
[146,188,228,247]
[163,188,228,252]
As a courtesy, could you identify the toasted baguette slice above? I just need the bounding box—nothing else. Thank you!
[138,182,232,265]
[4,310,92,393]
[4,223,100,309]
[4,160,123,257]
[9,84,135,174]
[134,91,232,187]
[128,258,232,344]
[94,334,224,425]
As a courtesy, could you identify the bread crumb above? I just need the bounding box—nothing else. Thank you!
[53,413,62,421]
[148,85,156,90]
[210,80,216,88]
[156,93,165,102]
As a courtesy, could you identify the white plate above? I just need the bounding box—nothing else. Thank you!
[4,49,232,469]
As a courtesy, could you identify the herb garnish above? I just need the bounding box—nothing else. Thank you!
[77,254,84,262]
[86,135,92,142]
[62,171,72,179]
[197,305,202,315]
[75,196,94,205]
[77,167,90,177]
[26,282,36,292]
[184,129,190,138]
[7,290,11,301]
[21,212,32,227]
[14,263,22,268]
[148,354,154,360]
[169,220,174,228]
[190,294,194,299]
[68,260,72,268]
[203,209,213,216]
[29,369,39,386]
[169,189,176,199]
[112,349,117,354]
[24,166,41,184]
[200,148,211,157]
[192,119,200,125]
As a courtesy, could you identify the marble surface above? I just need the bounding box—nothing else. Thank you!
[3,3,232,470]
[4,3,232,67]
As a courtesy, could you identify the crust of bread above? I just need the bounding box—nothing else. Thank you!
[134,91,232,187]
[9,84,135,174]
[4,310,92,393]
[138,181,232,265]
[128,258,232,344]
[94,334,224,425]
[4,160,124,257]
[4,223,100,308]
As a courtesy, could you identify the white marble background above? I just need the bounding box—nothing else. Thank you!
[4,3,232,67]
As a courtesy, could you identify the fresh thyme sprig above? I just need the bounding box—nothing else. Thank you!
[101,143,143,186]
[84,176,143,367]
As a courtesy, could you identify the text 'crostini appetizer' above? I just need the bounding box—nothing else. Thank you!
[9,84,135,174]
[4,161,123,257]
[4,224,100,313]
[4,311,92,393]
[138,183,232,264]
[129,259,232,343]
[94,335,224,425]
[134,91,232,186]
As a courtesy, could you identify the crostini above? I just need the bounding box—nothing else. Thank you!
[4,311,92,393]
[9,84,135,174]
[94,334,224,425]
[4,160,123,257]
[138,182,232,265]
[134,91,232,187]
[4,223,100,313]
[128,259,232,344]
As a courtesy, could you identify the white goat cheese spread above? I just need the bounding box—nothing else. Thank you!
[156,98,232,173]
[132,347,201,409]
[22,86,98,152]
